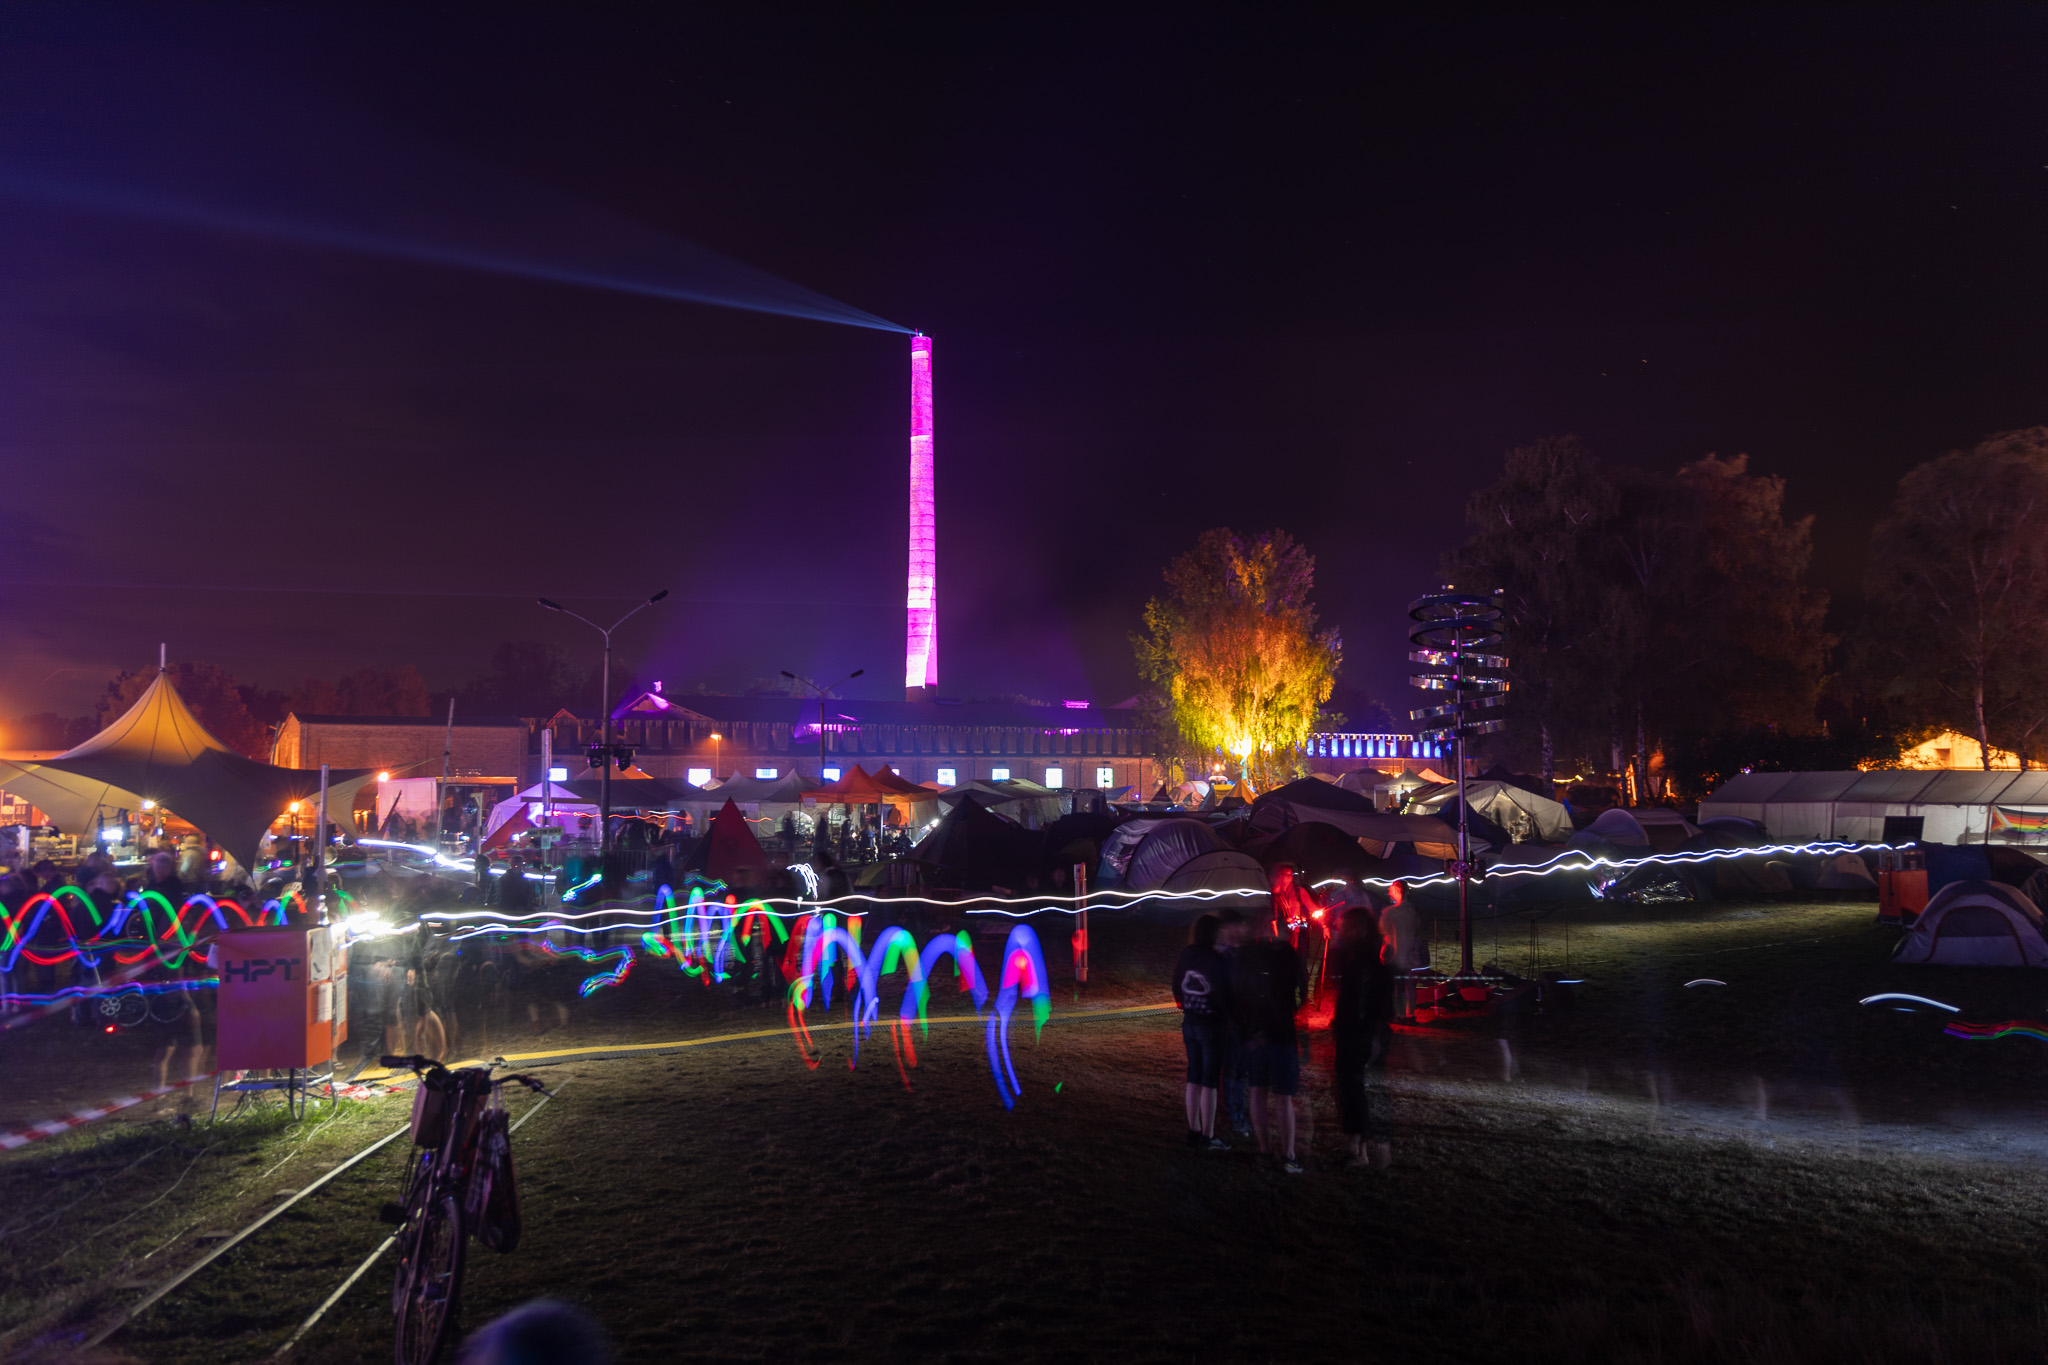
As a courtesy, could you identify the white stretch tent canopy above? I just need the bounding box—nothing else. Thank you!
[0,670,374,868]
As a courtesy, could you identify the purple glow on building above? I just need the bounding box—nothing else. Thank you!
[905,333,938,696]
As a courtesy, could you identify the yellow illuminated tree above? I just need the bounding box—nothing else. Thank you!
[1133,529,1341,790]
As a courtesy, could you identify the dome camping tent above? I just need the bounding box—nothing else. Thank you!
[1891,879,2048,967]
[910,795,1043,891]
[1408,779,1573,845]
[1123,818,1229,892]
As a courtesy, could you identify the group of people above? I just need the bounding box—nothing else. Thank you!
[1172,884,1406,1174]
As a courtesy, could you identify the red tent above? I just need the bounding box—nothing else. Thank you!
[683,798,772,886]
[482,803,534,851]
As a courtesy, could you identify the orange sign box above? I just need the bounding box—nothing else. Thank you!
[215,926,349,1070]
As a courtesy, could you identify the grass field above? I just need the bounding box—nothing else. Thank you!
[8,896,2048,1363]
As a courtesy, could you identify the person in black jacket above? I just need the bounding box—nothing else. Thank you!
[1171,913,1233,1150]
[1231,917,1310,1172]
[1332,904,1397,1169]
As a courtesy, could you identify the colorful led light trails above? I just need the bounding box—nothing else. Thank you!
[1943,1019,2048,1044]
[451,880,1051,1106]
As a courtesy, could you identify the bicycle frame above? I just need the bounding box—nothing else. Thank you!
[384,1056,545,1365]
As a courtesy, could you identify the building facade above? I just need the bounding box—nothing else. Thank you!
[273,714,528,783]
[594,690,1158,792]
[268,699,1448,799]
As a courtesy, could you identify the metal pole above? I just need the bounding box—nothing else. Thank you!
[439,697,455,851]
[315,764,330,925]
[1457,728,1472,974]
[1072,860,1089,985]
[540,726,553,907]
[600,629,613,855]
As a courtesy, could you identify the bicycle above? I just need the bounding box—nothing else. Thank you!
[378,1054,549,1365]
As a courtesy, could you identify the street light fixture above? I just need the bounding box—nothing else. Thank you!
[538,589,670,856]
[782,668,864,780]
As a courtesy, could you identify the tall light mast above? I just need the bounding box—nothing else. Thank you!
[905,333,938,700]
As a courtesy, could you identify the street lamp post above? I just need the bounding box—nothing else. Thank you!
[783,669,863,859]
[539,589,670,856]
[781,668,864,778]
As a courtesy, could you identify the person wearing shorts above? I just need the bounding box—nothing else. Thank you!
[1231,917,1309,1172]
[1172,913,1233,1149]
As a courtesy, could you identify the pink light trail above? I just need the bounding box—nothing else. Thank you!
[905,333,938,696]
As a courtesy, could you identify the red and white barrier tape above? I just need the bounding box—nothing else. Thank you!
[0,1070,412,1151]
[0,1071,218,1150]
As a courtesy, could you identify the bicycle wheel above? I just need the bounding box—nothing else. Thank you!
[394,1191,465,1365]
[148,989,193,1025]
[472,1113,521,1254]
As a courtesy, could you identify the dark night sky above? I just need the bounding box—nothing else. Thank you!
[3,6,2045,723]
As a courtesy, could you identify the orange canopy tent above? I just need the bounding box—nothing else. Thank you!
[868,765,929,797]
[801,765,922,809]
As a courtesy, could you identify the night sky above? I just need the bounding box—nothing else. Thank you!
[3,6,2045,723]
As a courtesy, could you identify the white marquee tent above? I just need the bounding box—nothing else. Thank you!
[1699,770,2048,845]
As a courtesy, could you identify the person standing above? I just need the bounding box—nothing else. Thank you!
[1214,908,1252,1136]
[1171,913,1233,1150]
[1378,880,1429,1018]
[1332,904,1397,1169]
[1231,915,1309,1173]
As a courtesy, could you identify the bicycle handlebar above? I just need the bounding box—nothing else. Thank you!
[380,1054,439,1072]
[378,1055,549,1096]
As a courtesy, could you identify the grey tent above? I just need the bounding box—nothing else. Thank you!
[1892,880,2048,967]
[1159,849,1266,894]
[1409,779,1573,844]
[1096,817,1168,886]
[1124,818,1231,892]
[1247,778,1459,852]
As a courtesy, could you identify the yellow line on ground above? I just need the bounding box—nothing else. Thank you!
[354,1001,1175,1080]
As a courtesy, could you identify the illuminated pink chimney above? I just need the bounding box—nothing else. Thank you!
[905,333,937,699]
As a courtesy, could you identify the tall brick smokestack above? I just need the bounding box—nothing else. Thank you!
[905,333,937,699]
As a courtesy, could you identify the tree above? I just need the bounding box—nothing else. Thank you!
[1867,428,2048,768]
[1448,441,1828,797]
[453,642,622,718]
[1445,437,1615,781]
[2,711,96,751]
[289,666,432,717]
[93,662,272,759]
[1132,528,1341,788]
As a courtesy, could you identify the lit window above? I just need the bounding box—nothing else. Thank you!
[755,767,778,780]
[547,766,568,782]
[823,766,842,781]
[1044,767,1064,788]
[1096,766,1114,788]
[991,767,1011,781]
[686,768,711,787]
[529,802,543,818]
[935,767,956,786]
